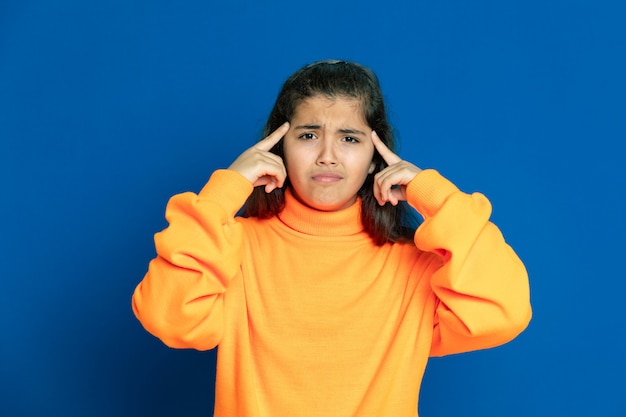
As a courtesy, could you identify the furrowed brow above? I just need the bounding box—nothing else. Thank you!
[338,128,367,136]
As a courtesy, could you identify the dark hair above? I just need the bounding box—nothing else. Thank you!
[243,60,419,245]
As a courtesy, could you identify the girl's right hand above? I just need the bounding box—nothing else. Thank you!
[228,122,290,193]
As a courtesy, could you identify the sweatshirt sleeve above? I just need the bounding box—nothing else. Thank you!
[131,169,253,350]
[406,169,532,357]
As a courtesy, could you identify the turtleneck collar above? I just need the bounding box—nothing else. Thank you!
[276,189,365,237]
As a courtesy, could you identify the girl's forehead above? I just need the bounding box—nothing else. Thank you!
[293,95,366,120]
[297,94,363,106]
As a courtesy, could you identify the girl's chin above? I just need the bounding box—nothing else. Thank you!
[297,194,356,212]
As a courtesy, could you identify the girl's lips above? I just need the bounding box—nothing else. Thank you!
[312,172,343,183]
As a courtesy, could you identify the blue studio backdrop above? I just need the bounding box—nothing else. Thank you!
[1,1,625,416]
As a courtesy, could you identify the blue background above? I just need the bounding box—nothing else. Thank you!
[1,0,625,416]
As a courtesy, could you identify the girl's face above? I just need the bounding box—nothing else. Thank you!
[283,95,375,212]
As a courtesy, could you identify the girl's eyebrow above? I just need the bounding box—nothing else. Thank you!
[294,125,367,136]
[338,128,366,136]
[294,124,321,130]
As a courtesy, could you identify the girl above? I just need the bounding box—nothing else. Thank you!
[132,60,532,417]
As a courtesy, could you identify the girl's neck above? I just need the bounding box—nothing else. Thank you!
[277,189,364,237]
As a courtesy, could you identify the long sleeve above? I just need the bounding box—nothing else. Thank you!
[407,169,532,357]
[132,169,253,350]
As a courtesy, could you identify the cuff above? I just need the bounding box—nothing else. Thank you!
[198,169,254,217]
[406,169,460,218]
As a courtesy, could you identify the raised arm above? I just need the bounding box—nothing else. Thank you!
[131,170,252,350]
[408,170,531,356]
[132,123,289,350]
[371,131,531,356]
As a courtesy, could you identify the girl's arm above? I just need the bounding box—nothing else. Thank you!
[370,131,531,356]
[407,170,532,356]
[131,170,252,350]
[132,123,290,350]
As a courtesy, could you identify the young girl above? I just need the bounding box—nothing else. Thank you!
[132,60,532,417]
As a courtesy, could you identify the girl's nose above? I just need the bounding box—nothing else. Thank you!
[316,139,338,166]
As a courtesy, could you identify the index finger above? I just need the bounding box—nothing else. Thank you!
[255,122,290,151]
[371,130,401,165]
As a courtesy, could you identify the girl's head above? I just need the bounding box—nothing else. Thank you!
[244,60,418,244]
[262,60,393,172]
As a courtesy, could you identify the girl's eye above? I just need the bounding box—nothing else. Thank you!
[342,136,359,143]
[298,133,316,140]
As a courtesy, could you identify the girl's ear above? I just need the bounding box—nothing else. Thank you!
[368,161,376,174]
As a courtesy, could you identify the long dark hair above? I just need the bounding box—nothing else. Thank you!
[243,60,419,245]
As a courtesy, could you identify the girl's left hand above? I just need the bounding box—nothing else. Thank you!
[371,131,423,206]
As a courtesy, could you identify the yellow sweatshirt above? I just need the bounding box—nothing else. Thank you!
[132,168,531,417]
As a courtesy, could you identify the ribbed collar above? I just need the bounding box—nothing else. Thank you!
[276,189,365,237]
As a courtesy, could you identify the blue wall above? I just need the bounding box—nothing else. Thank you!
[1,1,625,416]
